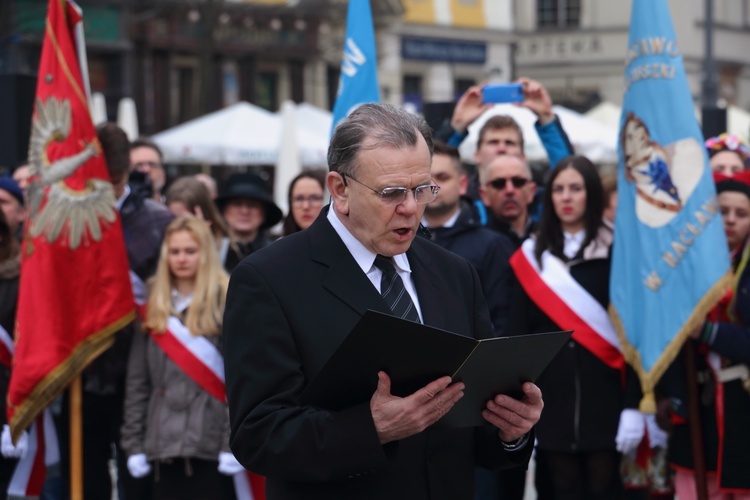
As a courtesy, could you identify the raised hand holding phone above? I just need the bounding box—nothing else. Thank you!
[481,83,524,104]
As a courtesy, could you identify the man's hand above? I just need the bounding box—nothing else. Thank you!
[482,382,543,443]
[371,371,464,444]
[450,85,494,134]
[517,77,555,125]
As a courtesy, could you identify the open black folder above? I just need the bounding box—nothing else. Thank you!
[299,310,572,428]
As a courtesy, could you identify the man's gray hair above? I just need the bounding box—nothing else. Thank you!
[328,103,433,176]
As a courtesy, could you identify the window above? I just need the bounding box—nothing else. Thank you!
[403,74,423,113]
[256,71,278,112]
[537,0,581,28]
[455,78,475,101]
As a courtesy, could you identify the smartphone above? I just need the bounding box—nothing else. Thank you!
[481,83,524,104]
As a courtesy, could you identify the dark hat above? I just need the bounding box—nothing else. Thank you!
[714,170,750,200]
[216,173,282,229]
[0,176,24,206]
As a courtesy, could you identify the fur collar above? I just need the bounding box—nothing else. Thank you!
[0,253,20,280]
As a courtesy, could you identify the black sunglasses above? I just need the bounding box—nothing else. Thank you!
[487,176,529,190]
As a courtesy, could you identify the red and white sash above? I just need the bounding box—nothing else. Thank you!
[0,325,60,498]
[150,316,264,500]
[7,411,60,499]
[510,239,624,370]
[150,316,226,403]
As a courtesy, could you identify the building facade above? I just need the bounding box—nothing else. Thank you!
[514,0,750,112]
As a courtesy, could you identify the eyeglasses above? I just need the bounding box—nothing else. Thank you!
[291,195,324,205]
[132,161,162,171]
[487,176,529,190]
[343,174,440,206]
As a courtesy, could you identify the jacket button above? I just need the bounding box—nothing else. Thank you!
[568,341,575,348]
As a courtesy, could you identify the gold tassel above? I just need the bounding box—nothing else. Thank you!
[639,391,656,414]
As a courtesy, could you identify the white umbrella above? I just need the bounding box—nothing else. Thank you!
[286,103,331,167]
[117,97,139,141]
[728,106,750,144]
[552,105,619,164]
[584,102,623,129]
[152,102,281,165]
[274,100,303,215]
[91,92,107,126]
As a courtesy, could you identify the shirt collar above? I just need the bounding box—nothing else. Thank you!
[327,202,412,275]
[171,289,193,313]
[422,208,460,229]
[563,229,585,259]
[116,184,131,212]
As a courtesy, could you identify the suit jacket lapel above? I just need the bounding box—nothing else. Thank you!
[307,207,391,318]
[407,241,447,329]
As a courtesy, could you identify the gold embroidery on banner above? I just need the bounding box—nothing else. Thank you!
[8,310,135,442]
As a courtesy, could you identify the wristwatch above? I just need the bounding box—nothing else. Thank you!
[501,433,529,450]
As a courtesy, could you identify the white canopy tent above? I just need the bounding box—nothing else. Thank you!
[152,102,280,165]
[585,101,750,144]
[458,104,619,165]
[151,101,330,167]
[279,103,331,168]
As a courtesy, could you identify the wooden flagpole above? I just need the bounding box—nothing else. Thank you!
[70,375,83,500]
[684,341,708,500]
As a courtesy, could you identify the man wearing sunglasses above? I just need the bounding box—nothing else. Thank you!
[224,104,543,500]
[479,155,539,248]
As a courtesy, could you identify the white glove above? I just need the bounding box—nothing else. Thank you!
[1,425,28,459]
[217,451,244,475]
[615,409,645,456]
[644,413,668,449]
[127,453,151,478]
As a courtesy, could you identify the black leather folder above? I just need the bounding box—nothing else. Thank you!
[299,310,572,427]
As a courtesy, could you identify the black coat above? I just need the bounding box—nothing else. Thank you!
[223,208,531,500]
[83,190,174,395]
[422,203,515,335]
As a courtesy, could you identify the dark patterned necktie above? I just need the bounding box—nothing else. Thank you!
[373,255,421,323]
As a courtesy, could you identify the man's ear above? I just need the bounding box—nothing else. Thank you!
[478,184,490,206]
[327,172,349,215]
[458,174,469,196]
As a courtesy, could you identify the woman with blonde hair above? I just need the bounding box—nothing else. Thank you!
[121,216,243,499]
[165,176,242,270]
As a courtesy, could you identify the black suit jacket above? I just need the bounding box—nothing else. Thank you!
[223,208,531,500]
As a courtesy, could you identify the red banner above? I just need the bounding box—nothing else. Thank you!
[7,0,135,440]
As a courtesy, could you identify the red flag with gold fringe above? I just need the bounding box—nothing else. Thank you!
[7,0,135,440]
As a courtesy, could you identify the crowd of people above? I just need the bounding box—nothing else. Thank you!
[0,78,747,500]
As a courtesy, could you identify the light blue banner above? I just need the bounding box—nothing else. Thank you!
[330,0,380,136]
[610,0,730,409]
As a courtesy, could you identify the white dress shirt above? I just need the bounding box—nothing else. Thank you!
[327,204,424,322]
[563,229,585,259]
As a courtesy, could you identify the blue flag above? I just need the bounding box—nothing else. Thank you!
[330,0,380,135]
[610,0,731,412]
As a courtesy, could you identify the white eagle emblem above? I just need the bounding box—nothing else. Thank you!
[27,97,117,250]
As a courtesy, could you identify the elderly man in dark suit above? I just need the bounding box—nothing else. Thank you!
[223,103,543,500]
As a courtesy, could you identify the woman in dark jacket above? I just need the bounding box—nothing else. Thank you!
[665,171,750,499]
[509,156,639,499]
